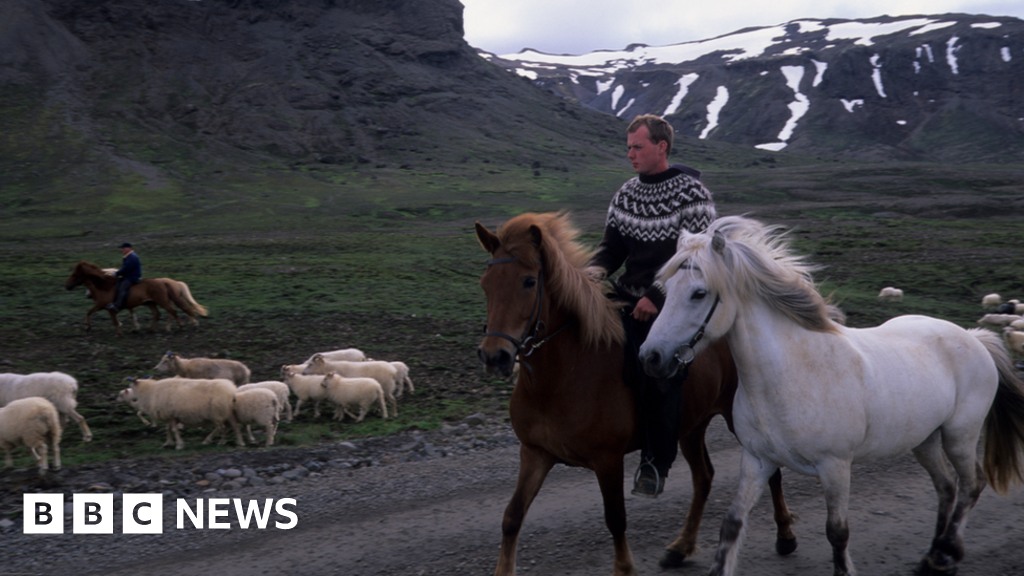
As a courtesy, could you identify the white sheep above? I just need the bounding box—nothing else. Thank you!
[1003,327,1024,357]
[977,314,1024,329]
[302,348,367,364]
[389,361,415,398]
[0,397,62,475]
[1011,318,1024,331]
[233,388,279,447]
[302,355,399,416]
[877,286,903,302]
[0,371,92,442]
[117,387,154,426]
[982,293,1002,309]
[320,372,387,423]
[126,377,243,450]
[238,381,293,422]
[281,366,329,418]
[153,351,251,386]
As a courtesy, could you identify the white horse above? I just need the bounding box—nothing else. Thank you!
[639,215,1024,576]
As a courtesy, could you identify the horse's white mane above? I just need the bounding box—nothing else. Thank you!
[659,216,839,333]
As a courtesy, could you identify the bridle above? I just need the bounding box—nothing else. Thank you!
[482,256,570,368]
[668,265,720,377]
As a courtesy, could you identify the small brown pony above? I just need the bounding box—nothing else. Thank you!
[475,212,797,576]
[64,261,207,336]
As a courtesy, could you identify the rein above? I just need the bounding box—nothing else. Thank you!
[483,256,571,370]
[669,264,721,377]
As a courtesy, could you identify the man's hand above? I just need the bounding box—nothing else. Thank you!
[632,297,658,321]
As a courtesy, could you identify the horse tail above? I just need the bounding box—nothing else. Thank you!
[972,328,1024,495]
[175,281,209,316]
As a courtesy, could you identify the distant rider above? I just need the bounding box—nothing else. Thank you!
[107,242,141,312]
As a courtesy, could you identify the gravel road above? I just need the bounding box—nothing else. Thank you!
[4,417,1024,576]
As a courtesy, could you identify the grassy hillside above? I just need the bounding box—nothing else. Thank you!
[2,128,1024,470]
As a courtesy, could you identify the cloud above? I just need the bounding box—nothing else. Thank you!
[461,0,1024,56]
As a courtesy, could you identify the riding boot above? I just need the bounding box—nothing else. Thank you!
[111,278,131,312]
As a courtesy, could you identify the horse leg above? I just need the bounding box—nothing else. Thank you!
[84,305,101,332]
[593,455,638,576]
[661,423,715,567]
[915,430,986,575]
[129,308,140,331]
[708,450,775,576]
[494,445,556,576]
[106,307,123,336]
[818,459,855,576]
[768,468,798,555]
[147,303,161,332]
[912,431,957,566]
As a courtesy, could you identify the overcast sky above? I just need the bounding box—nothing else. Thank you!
[461,0,1024,56]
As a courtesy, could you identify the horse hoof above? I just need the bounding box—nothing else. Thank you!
[914,559,958,576]
[776,536,798,556]
[659,549,687,569]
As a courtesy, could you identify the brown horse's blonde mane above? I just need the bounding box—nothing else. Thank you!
[496,213,624,349]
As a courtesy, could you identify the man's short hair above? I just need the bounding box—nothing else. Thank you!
[627,114,673,156]
[119,242,133,249]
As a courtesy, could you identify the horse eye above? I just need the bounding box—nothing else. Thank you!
[692,289,708,300]
[523,276,537,289]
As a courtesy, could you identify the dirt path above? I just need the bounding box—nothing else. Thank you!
[36,419,1022,576]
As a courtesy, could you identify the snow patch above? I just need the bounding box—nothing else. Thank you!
[700,86,729,140]
[756,66,809,151]
[897,120,908,125]
[826,19,937,46]
[616,98,636,118]
[841,99,864,113]
[811,60,827,87]
[1002,47,1012,62]
[910,21,956,36]
[870,54,887,98]
[663,73,699,116]
[971,22,1002,29]
[947,36,961,74]
[611,85,625,109]
[515,69,538,80]
[596,78,614,95]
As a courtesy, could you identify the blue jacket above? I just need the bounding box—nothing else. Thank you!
[117,252,142,283]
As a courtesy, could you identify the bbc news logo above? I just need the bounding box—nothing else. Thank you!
[23,494,298,534]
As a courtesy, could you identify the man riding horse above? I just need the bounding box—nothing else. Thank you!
[106,242,141,313]
[590,114,717,497]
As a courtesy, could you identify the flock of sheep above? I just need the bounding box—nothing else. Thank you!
[0,347,414,475]
[878,287,1024,358]
[977,294,1024,358]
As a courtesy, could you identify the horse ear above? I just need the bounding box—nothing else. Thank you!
[528,225,544,250]
[712,230,727,254]
[475,221,500,254]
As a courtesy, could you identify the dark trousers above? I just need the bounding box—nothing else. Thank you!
[621,307,683,478]
[113,278,134,310]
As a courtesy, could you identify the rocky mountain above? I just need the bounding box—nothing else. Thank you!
[482,14,1024,163]
[0,0,626,193]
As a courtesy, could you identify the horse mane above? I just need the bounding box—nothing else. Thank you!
[660,216,839,334]
[496,212,625,349]
[73,261,116,289]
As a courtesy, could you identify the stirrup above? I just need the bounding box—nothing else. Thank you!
[631,459,664,497]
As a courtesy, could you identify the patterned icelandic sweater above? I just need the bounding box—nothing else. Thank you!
[591,166,716,310]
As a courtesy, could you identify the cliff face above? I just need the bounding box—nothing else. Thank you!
[484,15,1024,163]
[1,0,622,171]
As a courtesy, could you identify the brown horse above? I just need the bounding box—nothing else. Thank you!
[64,261,207,336]
[475,212,796,576]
